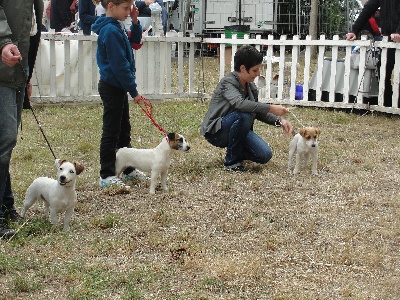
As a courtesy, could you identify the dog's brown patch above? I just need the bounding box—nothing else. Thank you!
[167,132,180,150]
[300,127,320,140]
[74,162,85,175]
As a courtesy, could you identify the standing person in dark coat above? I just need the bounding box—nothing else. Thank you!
[50,0,75,32]
[78,0,99,35]
[0,0,44,238]
[346,0,400,107]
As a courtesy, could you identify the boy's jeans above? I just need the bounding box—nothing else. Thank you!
[204,111,273,167]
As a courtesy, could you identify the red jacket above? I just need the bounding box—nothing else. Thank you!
[368,17,381,36]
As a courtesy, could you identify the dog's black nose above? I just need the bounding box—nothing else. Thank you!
[60,175,66,181]
[312,144,316,147]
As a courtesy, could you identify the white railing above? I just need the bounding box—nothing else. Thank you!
[31,32,400,114]
[31,32,201,102]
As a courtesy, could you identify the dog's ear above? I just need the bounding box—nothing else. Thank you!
[167,132,176,141]
[74,162,85,175]
[316,128,321,135]
[56,159,66,169]
[299,127,306,137]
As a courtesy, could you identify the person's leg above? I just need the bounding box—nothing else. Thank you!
[204,111,254,167]
[0,85,20,236]
[99,81,127,179]
[2,61,27,222]
[242,130,273,164]
[117,92,131,149]
[383,48,395,107]
[117,93,134,175]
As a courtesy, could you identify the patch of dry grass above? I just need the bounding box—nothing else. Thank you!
[1,59,400,299]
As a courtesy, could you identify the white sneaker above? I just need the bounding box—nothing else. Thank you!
[121,169,149,182]
[99,176,130,189]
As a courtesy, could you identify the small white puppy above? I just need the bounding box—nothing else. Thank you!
[21,159,85,231]
[288,127,321,175]
[115,132,190,194]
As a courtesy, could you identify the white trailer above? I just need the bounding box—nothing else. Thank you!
[169,0,275,36]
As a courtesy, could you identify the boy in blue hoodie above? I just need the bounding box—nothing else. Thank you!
[92,0,147,189]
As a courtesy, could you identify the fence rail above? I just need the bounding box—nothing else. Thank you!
[31,32,400,115]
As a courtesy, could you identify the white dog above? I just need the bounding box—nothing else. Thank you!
[288,127,321,175]
[21,159,85,230]
[115,132,190,194]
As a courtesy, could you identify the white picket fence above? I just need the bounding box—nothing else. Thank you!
[31,32,400,114]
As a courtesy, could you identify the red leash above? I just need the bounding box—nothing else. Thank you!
[137,96,168,135]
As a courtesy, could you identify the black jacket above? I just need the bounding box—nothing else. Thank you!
[351,0,400,37]
[78,0,98,35]
[50,0,74,32]
[0,0,42,89]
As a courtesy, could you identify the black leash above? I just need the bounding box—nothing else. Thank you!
[25,61,57,160]
[29,105,57,160]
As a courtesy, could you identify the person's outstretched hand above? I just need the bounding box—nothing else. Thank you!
[269,104,290,116]
[280,118,293,138]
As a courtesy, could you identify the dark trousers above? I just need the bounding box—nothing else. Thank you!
[98,80,133,179]
[379,48,399,107]
[204,111,273,167]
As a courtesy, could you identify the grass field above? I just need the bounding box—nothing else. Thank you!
[1,77,400,298]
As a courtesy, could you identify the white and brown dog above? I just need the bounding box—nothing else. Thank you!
[115,132,190,194]
[288,127,321,175]
[21,159,84,231]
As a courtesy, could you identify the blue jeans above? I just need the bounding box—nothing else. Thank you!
[0,84,25,218]
[98,80,133,179]
[204,111,273,167]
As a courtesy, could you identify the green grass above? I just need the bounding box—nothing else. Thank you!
[1,95,400,299]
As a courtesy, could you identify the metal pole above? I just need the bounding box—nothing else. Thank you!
[296,0,300,36]
[238,0,242,25]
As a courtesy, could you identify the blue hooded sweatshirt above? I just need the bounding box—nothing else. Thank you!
[91,16,142,98]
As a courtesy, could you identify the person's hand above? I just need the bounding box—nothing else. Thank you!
[130,3,139,23]
[390,33,400,43]
[1,44,22,67]
[269,104,290,116]
[346,32,357,41]
[280,118,293,138]
[27,81,33,98]
[144,0,154,6]
[133,94,142,104]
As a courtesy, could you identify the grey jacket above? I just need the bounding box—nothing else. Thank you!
[201,71,279,135]
[0,0,41,89]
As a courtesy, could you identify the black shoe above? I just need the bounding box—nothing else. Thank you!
[4,209,23,223]
[0,218,15,239]
[224,163,245,172]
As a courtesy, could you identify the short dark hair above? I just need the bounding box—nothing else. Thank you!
[233,46,263,72]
